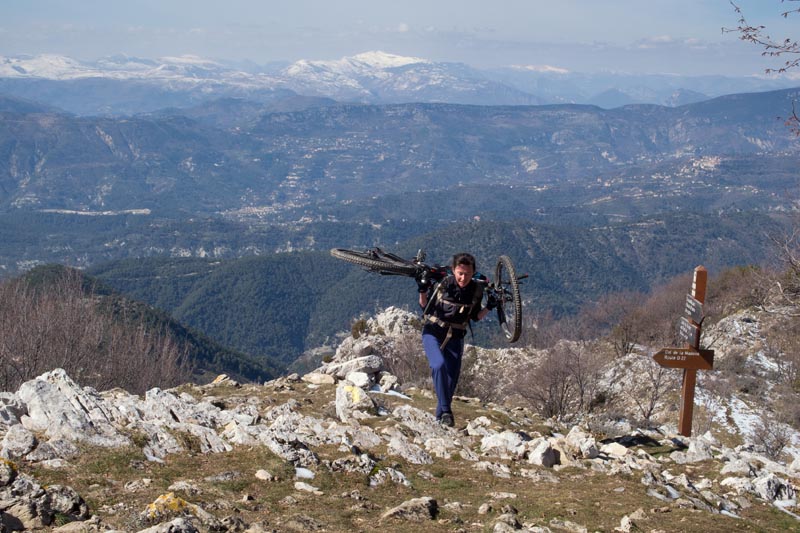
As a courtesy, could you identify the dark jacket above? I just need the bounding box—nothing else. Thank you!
[423,275,484,340]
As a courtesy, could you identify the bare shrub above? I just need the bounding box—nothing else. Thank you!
[736,221,800,316]
[0,268,191,394]
[714,347,767,397]
[707,266,768,316]
[586,412,629,439]
[558,273,693,358]
[458,346,509,403]
[93,317,190,394]
[525,309,568,349]
[752,417,793,462]
[382,329,430,389]
[762,316,800,390]
[578,291,645,357]
[519,347,575,419]
[691,404,715,437]
[512,341,609,421]
[772,392,800,431]
[767,224,800,308]
[626,357,676,426]
[717,346,750,375]
[350,318,368,339]
[637,274,692,348]
[701,372,735,400]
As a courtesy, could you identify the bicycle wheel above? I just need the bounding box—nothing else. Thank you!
[330,248,419,276]
[495,255,522,342]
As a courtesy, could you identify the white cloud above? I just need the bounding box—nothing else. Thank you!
[396,23,410,33]
[650,35,675,43]
[510,64,570,74]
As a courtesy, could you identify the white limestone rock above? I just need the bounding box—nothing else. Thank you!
[380,496,438,522]
[527,438,559,468]
[335,382,378,422]
[565,426,599,459]
[480,431,526,460]
[25,438,79,462]
[135,517,199,533]
[721,458,757,477]
[16,369,129,448]
[301,372,335,385]
[1,424,37,460]
[345,371,372,389]
[324,355,383,379]
[370,466,411,487]
[601,442,631,459]
[466,416,495,437]
[671,439,714,464]
[753,472,796,502]
[133,421,185,462]
[378,372,399,392]
[387,435,433,465]
[0,392,25,430]
[220,421,259,446]
[141,388,223,428]
[391,404,448,442]
[368,306,419,337]
[294,481,323,495]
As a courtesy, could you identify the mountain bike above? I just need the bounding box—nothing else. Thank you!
[330,247,525,342]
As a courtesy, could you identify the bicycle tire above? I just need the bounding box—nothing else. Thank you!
[330,248,419,276]
[495,255,522,342]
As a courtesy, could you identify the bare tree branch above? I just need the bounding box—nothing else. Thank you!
[726,1,800,73]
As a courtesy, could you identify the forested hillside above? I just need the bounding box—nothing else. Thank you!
[88,212,786,366]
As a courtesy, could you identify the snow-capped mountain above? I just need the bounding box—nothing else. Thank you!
[0,54,91,79]
[278,51,542,104]
[0,53,273,86]
[285,51,429,77]
[1,51,798,115]
[280,51,429,98]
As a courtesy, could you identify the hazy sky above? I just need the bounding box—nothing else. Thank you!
[1,0,797,75]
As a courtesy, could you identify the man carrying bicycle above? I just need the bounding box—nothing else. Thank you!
[417,252,497,427]
[329,246,523,425]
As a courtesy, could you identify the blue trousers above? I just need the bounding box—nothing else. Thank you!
[422,327,464,419]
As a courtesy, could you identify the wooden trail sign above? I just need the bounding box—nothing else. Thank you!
[652,265,715,437]
[685,294,704,324]
[653,347,714,370]
[678,317,700,348]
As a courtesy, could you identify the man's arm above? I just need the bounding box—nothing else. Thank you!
[476,290,498,321]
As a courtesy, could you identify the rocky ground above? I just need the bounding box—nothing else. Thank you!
[1,308,799,532]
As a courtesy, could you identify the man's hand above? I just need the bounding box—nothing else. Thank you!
[416,272,431,293]
[485,292,499,310]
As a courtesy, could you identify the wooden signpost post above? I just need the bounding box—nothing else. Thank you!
[652,266,715,437]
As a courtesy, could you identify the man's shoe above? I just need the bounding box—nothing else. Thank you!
[440,412,454,427]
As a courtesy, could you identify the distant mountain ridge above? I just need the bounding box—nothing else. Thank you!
[2,51,799,114]
[0,87,798,216]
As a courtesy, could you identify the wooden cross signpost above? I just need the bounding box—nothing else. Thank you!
[652,266,715,437]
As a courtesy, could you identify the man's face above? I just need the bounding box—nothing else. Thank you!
[453,264,475,288]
